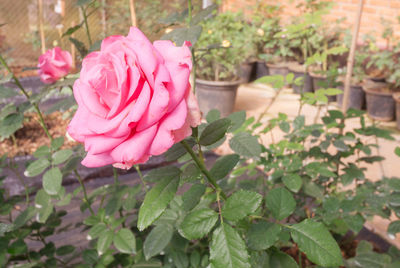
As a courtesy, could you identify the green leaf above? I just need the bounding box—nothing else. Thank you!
[210,223,251,268]
[303,181,324,200]
[0,113,23,138]
[51,137,64,150]
[199,118,231,146]
[333,139,349,152]
[266,188,296,220]
[250,251,270,268]
[43,167,63,195]
[83,249,98,265]
[222,190,262,221]
[35,189,53,223]
[227,111,246,132]
[192,4,217,25]
[138,175,179,231]
[282,174,302,193]
[229,132,261,158]
[206,109,220,123]
[388,221,400,237]
[0,223,13,236]
[210,154,240,181]
[395,147,400,157]
[279,121,290,133]
[14,207,36,229]
[182,184,206,211]
[88,223,107,240]
[97,230,114,256]
[62,24,82,37]
[269,251,298,268]
[290,219,343,267]
[143,224,173,260]
[33,146,51,158]
[76,0,91,6]
[163,139,195,161]
[105,196,122,216]
[143,166,181,183]
[293,115,305,129]
[161,25,203,46]
[179,208,218,240]
[247,222,281,250]
[56,245,75,256]
[0,85,19,99]
[69,37,88,58]
[0,104,16,119]
[8,239,27,255]
[114,228,136,254]
[25,158,50,177]
[52,149,73,165]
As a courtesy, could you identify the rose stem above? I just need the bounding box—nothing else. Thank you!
[181,140,227,200]
[74,170,95,215]
[81,6,92,47]
[113,167,126,227]
[134,165,147,193]
[0,54,95,216]
[0,54,53,141]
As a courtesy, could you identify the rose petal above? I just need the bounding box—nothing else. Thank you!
[149,99,187,155]
[110,124,158,165]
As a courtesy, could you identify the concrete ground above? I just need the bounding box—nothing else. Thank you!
[218,82,400,248]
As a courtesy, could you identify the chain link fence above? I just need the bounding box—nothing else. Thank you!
[0,0,200,73]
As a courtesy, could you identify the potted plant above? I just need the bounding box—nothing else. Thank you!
[260,25,295,77]
[363,43,399,121]
[249,3,284,78]
[303,16,346,102]
[336,38,368,110]
[195,11,249,117]
[283,1,333,94]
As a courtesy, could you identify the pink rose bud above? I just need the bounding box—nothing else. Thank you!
[38,47,72,84]
[67,27,201,169]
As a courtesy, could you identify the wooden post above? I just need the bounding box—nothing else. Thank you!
[129,0,137,27]
[101,0,107,38]
[38,0,46,54]
[341,0,364,113]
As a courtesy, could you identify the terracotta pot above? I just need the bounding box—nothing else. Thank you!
[239,61,256,83]
[393,93,400,129]
[337,84,365,110]
[195,78,240,118]
[266,63,288,76]
[363,82,395,121]
[254,60,269,79]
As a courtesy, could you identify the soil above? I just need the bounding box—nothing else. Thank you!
[287,61,307,73]
[0,112,78,157]
[363,80,393,94]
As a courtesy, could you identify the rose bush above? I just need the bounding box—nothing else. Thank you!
[37,46,72,84]
[67,27,201,169]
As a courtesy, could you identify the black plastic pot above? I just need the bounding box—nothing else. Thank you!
[312,74,336,102]
[254,61,269,80]
[393,93,400,129]
[290,70,313,94]
[195,78,240,118]
[239,61,255,83]
[266,63,288,76]
[363,82,395,121]
[337,84,365,110]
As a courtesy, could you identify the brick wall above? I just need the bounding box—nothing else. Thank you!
[222,0,400,47]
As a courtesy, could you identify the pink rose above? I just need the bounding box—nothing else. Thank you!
[67,27,201,169]
[38,47,72,84]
